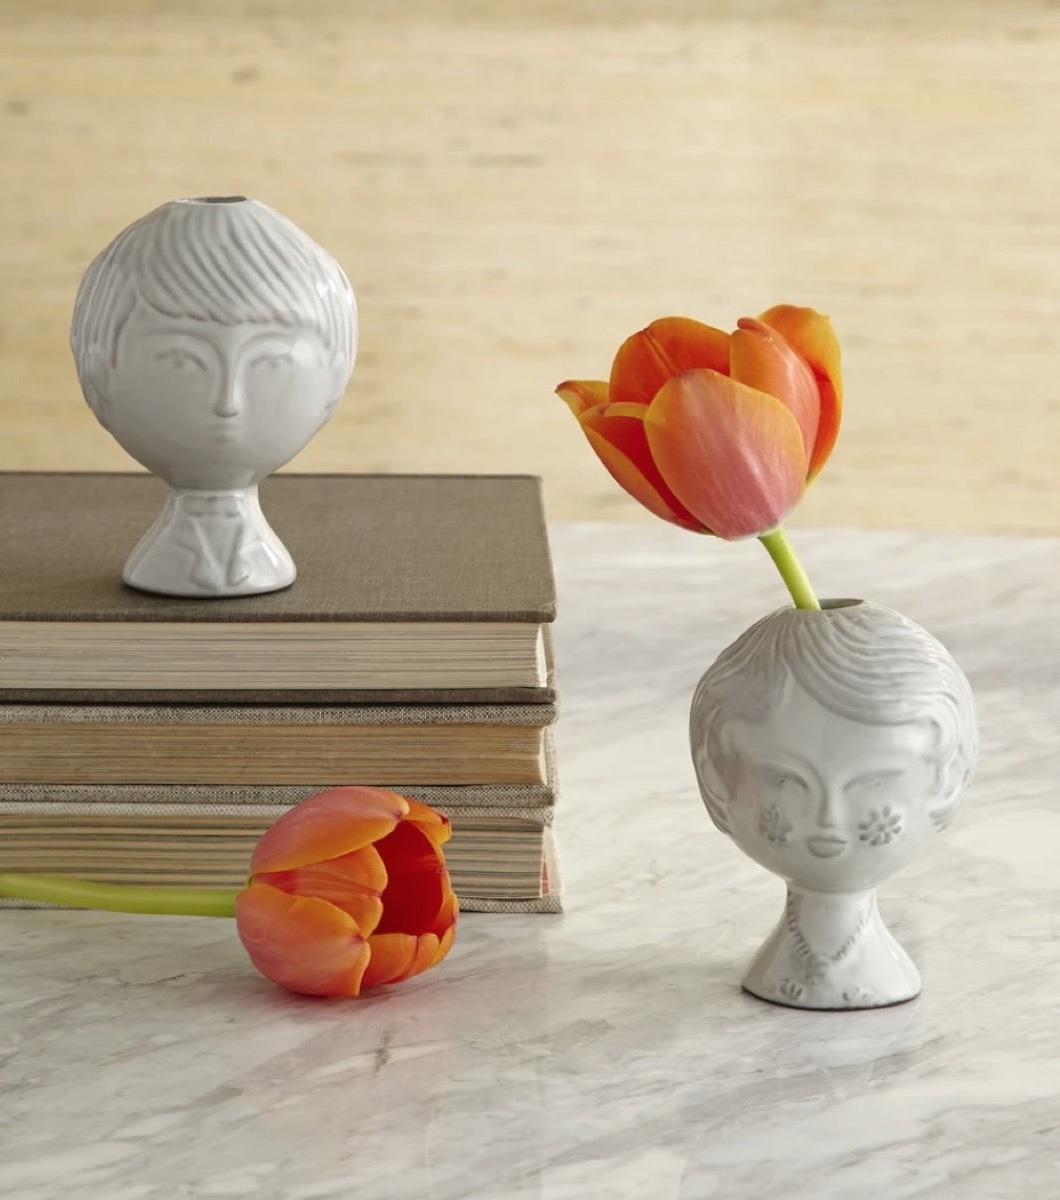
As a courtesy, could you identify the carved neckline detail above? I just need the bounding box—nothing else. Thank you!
[783,894,873,981]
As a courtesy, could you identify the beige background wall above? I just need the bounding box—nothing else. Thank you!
[1,0,1057,532]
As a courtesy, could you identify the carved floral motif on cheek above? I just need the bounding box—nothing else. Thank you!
[756,803,793,845]
[858,806,903,846]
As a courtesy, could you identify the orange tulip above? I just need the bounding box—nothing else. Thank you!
[557,305,842,540]
[235,787,458,998]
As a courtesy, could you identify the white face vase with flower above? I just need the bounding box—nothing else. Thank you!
[70,196,357,597]
[691,600,977,1009]
[558,305,979,1011]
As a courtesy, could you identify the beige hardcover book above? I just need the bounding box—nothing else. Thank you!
[0,473,556,702]
[0,732,559,816]
[0,813,562,911]
[0,701,558,786]
[0,740,563,911]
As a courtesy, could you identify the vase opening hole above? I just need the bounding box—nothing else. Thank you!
[820,598,864,610]
[182,196,248,205]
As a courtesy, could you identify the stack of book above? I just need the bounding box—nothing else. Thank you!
[0,472,560,913]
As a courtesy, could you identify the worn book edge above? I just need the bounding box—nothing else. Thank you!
[0,730,559,810]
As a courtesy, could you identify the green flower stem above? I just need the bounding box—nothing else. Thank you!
[758,527,821,610]
[0,873,238,917]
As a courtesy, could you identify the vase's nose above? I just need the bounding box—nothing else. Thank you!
[214,379,244,419]
[815,787,842,829]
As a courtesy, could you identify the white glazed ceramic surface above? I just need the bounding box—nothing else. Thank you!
[69,196,358,597]
[690,599,978,1011]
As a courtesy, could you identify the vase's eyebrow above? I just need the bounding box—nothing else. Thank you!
[843,767,906,788]
[752,758,812,783]
[735,738,818,778]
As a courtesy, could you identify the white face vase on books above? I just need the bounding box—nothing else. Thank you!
[70,196,358,598]
[690,599,978,1011]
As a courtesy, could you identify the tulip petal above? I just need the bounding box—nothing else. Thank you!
[644,370,808,539]
[609,317,731,406]
[249,787,408,875]
[556,379,609,417]
[430,887,459,939]
[363,928,452,990]
[362,932,421,989]
[253,843,387,938]
[409,932,442,977]
[373,820,450,937]
[362,888,457,989]
[235,882,370,998]
[731,318,818,467]
[757,304,842,479]
[576,402,708,531]
[431,919,457,968]
[403,798,453,848]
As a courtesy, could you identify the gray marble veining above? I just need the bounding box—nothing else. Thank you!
[1,524,1058,1199]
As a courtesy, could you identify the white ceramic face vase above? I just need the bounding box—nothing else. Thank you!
[70,196,358,597]
[690,600,978,1011]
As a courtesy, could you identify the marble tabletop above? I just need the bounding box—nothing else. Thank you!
[1,523,1058,1200]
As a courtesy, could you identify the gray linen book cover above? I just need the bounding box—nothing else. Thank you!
[0,472,557,703]
[0,701,558,726]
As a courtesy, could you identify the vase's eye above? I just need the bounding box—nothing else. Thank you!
[848,768,903,795]
[755,763,807,793]
[251,351,294,372]
[156,347,208,373]
[774,770,806,791]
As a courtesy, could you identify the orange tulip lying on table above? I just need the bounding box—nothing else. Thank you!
[557,304,842,607]
[0,787,458,999]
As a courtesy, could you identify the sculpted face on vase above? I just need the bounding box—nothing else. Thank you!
[723,680,941,895]
[691,600,978,1010]
[101,302,341,492]
[70,196,358,597]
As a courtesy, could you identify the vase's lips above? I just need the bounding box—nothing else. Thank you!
[807,835,849,858]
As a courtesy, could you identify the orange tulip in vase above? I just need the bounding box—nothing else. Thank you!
[559,306,978,1012]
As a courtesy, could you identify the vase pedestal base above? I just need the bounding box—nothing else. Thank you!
[123,486,296,598]
[740,887,922,1011]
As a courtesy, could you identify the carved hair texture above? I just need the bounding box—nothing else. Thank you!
[691,600,978,835]
[70,198,357,379]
